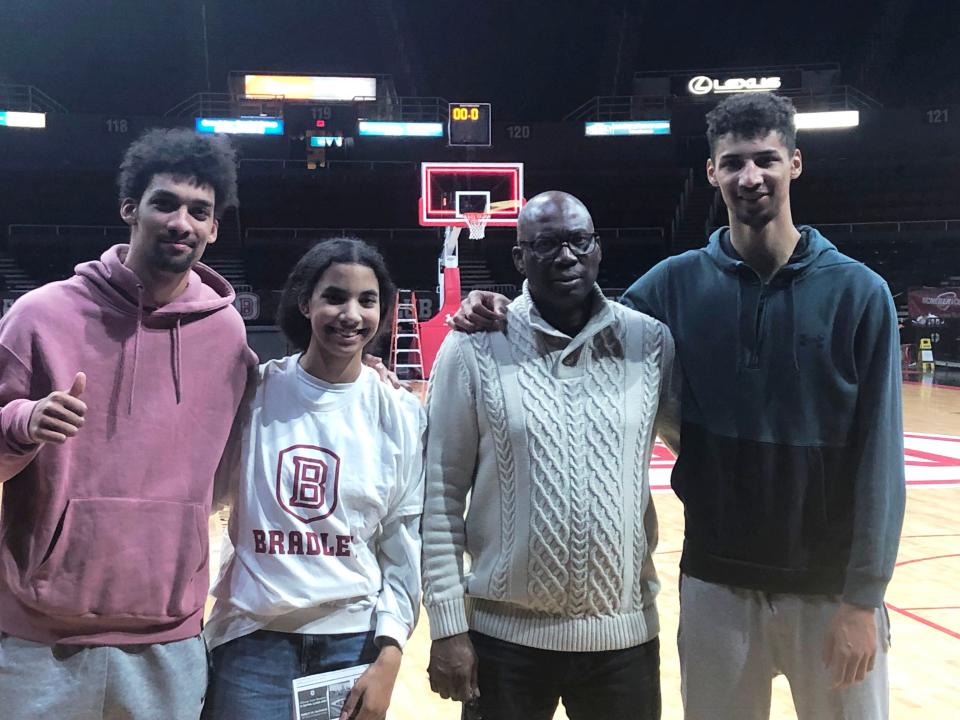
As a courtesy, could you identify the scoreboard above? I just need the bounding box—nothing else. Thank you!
[448,102,491,147]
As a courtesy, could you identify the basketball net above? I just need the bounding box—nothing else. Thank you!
[463,211,491,240]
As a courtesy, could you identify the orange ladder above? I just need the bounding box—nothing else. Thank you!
[389,290,424,380]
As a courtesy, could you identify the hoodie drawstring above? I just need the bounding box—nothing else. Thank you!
[130,285,144,414]
[788,278,800,373]
[172,317,183,404]
[735,276,744,376]
[129,286,184,412]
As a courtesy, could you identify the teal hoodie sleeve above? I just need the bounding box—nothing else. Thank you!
[620,259,670,323]
[843,282,906,607]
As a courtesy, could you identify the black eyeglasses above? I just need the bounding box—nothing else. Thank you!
[519,232,600,260]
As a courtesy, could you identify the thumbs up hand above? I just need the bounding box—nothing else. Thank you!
[27,372,88,444]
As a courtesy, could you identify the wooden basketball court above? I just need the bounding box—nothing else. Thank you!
[208,379,960,718]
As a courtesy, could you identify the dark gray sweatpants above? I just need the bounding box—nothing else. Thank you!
[0,632,207,720]
[678,575,890,720]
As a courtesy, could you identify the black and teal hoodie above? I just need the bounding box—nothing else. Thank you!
[622,226,905,607]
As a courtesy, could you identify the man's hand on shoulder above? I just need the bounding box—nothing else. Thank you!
[447,291,509,333]
[822,602,878,689]
[27,372,87,444]
[428,633,479,703]
[361,354,402,389]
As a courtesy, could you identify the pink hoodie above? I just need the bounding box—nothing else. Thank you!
[0,245,256,645]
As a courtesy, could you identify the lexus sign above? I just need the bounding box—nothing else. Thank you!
[688,75,782,95]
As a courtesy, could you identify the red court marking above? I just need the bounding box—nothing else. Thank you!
[904,448,960,467]
[902,434,960,486]
[904,432,960,442]
[903,380,960,391]
[885,603,960,640]
[887,554,960,640]
[899,606,960,611]
[894,553,960,568]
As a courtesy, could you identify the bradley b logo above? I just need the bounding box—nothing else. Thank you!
[275,445,341,523]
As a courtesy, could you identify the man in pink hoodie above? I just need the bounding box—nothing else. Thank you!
[0,128,256,719]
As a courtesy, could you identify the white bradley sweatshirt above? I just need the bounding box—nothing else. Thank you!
[204,357,426,651]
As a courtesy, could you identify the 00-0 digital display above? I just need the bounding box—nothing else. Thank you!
[451,106,481,121]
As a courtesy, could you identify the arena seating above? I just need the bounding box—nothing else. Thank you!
[794,159,960,223]
[3,116,959,317]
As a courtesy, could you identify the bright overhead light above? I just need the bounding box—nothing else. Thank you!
[244,75,376,102]
[794,110,859,130]
[310,135,343,147]
[358,121,443,137]
[195,117,284,135]
[584,120,671,136]
[0,111,46,128]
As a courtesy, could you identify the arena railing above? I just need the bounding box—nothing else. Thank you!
[0,84,68,114]
[705,219,960,236]
[595,227,665,243]
[243,226,666,247]
[164,92,285,118]
[244,227,430,245]
[467,283,519,298]
[633,63,842,81]
[238,158,418,175]
[7,224,128,242]
[363,96,450,122]
[777,85,881,111]
[564,95,668,122]
[816,219,960,234]
[165,92,447,121]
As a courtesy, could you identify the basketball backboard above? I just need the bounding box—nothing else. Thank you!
[418,162,524,228]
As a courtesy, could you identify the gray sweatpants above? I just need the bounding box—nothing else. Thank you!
[0,632,207,720]
[678,575,890,720]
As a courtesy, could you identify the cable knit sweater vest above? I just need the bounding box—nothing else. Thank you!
[422,285,679,652]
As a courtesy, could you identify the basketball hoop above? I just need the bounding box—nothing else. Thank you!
[463,211,491,240]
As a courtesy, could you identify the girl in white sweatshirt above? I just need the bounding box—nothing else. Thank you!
[202,239,425,720]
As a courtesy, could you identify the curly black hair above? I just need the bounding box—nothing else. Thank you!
[278,238,396,352]
[705,93,797,158]
[117,128,239,217]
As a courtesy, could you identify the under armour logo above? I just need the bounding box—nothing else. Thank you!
[798,333,825,350]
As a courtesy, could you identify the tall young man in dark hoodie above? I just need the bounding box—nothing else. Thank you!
[451,93,905,719]
[621,93,904,719]
[0,128,256,719]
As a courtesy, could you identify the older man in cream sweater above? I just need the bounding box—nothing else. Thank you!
[422,191,680,720]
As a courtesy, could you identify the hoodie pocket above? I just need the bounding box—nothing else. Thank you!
[30,497,206,621]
